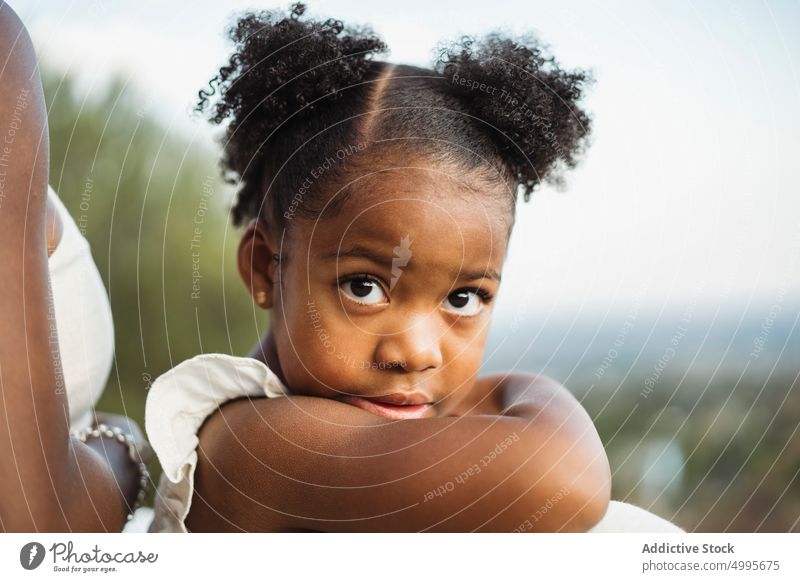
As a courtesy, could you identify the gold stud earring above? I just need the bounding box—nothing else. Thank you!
[255,290,267,306]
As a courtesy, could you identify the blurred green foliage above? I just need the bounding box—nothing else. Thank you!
[577,367,799,532]
[43,69,269,495]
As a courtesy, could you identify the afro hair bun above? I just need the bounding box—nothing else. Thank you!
[195,2,387,223]
[435,34,593,200]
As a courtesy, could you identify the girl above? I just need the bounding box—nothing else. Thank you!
[146,3,681,532]
[0,3,151,532]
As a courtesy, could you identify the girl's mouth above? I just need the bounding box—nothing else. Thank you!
[339,395,432,419]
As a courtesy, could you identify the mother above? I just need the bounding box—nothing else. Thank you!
[0,3,150,532]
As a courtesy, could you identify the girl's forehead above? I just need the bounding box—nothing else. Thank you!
[328,160,512,227]
[297,190,508,280]
[285,157,513,265]
[327,166,505,230]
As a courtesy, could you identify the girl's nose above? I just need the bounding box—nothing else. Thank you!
[373,311,444,372]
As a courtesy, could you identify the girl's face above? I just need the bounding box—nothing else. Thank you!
[240,159,512,419]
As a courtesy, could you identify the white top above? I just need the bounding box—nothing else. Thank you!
[145,353,289,532]
[48,186,115,431]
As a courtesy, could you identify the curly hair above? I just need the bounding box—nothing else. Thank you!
[196,2,593,229]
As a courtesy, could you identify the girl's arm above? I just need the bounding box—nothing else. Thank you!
[0,3,139,531]
[188,373,610,532]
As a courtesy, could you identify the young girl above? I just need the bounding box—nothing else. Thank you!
[145,3,682,533]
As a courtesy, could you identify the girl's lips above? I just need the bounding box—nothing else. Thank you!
[339,395,432,419]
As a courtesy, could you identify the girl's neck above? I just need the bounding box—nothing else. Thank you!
[249,327,290,389]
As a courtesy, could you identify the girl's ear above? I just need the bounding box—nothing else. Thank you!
[237,218,279,309]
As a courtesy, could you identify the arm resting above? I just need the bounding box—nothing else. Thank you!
[189,385,610,532]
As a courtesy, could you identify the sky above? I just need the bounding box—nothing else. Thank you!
[12,0,800,320]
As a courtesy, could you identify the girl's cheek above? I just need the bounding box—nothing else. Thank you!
[283,305,368,382]
[448,338,487,380]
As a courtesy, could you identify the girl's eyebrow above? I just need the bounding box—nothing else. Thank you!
[322,246,502,283]
[323,246,394,270]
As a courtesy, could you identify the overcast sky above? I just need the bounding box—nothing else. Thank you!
[14,0,800,319]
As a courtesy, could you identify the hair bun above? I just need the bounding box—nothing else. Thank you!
[435,33,593,200]
[196,2,386,222]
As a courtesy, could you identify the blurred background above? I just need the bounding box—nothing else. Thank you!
[14,0,799,532]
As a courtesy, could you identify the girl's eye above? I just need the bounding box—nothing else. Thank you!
[340,277,388,305]
[442,289,489,316]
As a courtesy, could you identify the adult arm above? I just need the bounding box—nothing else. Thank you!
[0,3,143,532]
[187,372,610,532]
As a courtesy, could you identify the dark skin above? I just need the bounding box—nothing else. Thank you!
[0,3,150,532]
[185,156,611,532]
